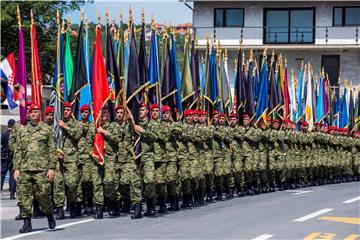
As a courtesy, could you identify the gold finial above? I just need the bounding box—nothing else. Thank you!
[263,48,267,57]
[112,16,115,27]
[105,8,109,24]
[141,8,145,24]
[81,8,84,22]
[234,58,238,71]
[120,10,123,22]
[271,50,275,64]
[169,20,174,33]
[196,37,198,49]
[350,81,353,89]
[285,58,287,67]
[30,9,34,25]
[129,5,133,23]
[250,49,254,61]
[163,21,168,38]
[291,68,294,75]
[67,17,70,29]
[97,10,100,25]
[61,19,65,33]
[301,60,304,69]
[223,48,228,60]
[56,9,60,25]
[17,5,21,27]
[151,14,154,27]
[84,16,88,29]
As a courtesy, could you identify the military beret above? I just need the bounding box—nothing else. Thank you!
[115,105,124,111]
[243,114,250,119]
[150,103,160,110]
[45,106,55,114]
[139,102,148,108]
[229,113,237,118]
[29,104,41,112]
[302,121,308,126]
[193,109,199,115]
[80,104,90,112]
[219,113,226,118]
[26,101,34,107]
[272,119,279,123]
[63,102,72,108]
[184,109,193,116]
[162,105,171,112]
[199,110,207,115]
[213,110,219,115]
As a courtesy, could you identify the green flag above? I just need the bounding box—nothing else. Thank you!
[64,27,74,101]
[181,33,195,109]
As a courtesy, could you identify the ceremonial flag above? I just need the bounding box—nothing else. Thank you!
[190,37,201,108]
[161,40,177,111]
[268,54,279,116]
[355,90,360,129]
[349,88,355,130]
[116,14,125,105]
[14,6,27,125]
[255,49,269,123]
[245,51,256,120]
[305,64,314,130]
[92,22,110,164]
[148,25,160,104]
[0,52,17,109]
[316,71,325,123]
[296,62,305,122]
[181,34,195,109]
[138,18,149,101]
[30,10,42,108]
[170,31,183,112]
[340,86,349,129]
[282,60,291,120]
[221,49,232,114]
[64,22,74,102]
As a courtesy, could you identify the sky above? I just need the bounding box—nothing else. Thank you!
[67,0,193,25]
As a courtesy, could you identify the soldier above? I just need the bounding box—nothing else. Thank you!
[57,102,82,218]
[229,112,246,196]
[161,105,180,211]
[268,119,281,191]
[13,104,56,233]
[76,104,94,215]
[96,106,121,217]
[44,106,54,127]
[115,105,143,219]
[133,103,158,217]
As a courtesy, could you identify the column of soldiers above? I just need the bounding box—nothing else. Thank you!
[10,101,360,233]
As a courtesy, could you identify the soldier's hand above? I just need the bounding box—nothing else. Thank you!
[13,170,20,182]
[47,169,55,182]
[58,152,64,159]
[97,127,106,134]
[134,125,144,134]
[58,120,67,129]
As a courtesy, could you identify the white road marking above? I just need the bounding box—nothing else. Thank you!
[251,234,274,240]
[285,190,313,195]
[2,218,95,240]
[294,208,334,222]
[343,196,360,204]
[293,190,314,195]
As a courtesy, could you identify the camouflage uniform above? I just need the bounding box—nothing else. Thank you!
[14,122,57,219]
[268,128,282,189]
[242,127,258,193]
[202,124,215,200]
[231,125,246,194]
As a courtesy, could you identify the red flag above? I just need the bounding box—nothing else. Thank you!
[283,60,291,120]
[30,16,42,108]
[92,24,110,165]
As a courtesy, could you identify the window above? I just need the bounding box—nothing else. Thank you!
[264,8,315,44]
[333,7,360,26]
[321,55,340,86]
[214,8,244,27]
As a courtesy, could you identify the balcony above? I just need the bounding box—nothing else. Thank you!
[194,26,360,49]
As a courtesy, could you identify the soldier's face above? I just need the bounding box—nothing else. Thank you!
[272,122,280,129]
[26,108,31,120]
[199,115,206,124]
[163,111,171,121]
[151,108,160,120]
[193,114,199,122]
[229,117,237,127]
[100,109,110,124]
[81,110,90,121]
[243,118,250,126]
[219,116,226,125]
[185,114,193,123]
[64,107,72,119]
[30,110,41,122]
[45,112,54,124]
[116,109,125,121]
[139,107,148,119]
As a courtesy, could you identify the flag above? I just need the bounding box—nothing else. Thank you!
[282,60,291,120]
[340,86,349,129]
[30,12,42,108]
[255,50,269,124]
[78,17,93,122]
[333,84,341,127]
[64,25,74,102]
[305,65,314,130]
[148,26,160,104]
[106,19,121,102]
[69,19,87,118]
[126,25,143,124]
[54,12,65,151]
[349,88,355,130]
[289,69,297,121]
[354,90,360,129]
[245,51,256,120]
[268,55,279,116]
[235,49,246,120]
[190,38,201,108]
[116,15,125,105]
[0,52,17,109]
[14,8,27,125]
[316,72,325,123]
[181,34,195,109]
[161,40,177,112]
[296,63,305,122]
[92,23,110,164]
[170,31,182,112]
[221,49,232,114]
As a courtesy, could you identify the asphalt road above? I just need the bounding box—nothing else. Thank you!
[1,182,359,240]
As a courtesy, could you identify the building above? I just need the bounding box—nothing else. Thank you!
[187,0,360,86]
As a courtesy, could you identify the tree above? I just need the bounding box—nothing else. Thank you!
[0,1,89,84]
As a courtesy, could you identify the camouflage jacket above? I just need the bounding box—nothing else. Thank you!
[62,118,82,163]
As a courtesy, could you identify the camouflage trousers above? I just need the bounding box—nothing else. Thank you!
[63,161,81,203]
[92,160,104,206]
[141,157,156,201]
[118,161,142,204]
[103,157,120,202]
[155,162,167,198]
[166,161,178,197]
[178,156,191,196]
[76,158,93,204]
[18,171,52,218]
[232,153,245,189]
[53,159,65,207]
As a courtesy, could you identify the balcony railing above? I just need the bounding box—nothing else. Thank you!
[193,26,359,46]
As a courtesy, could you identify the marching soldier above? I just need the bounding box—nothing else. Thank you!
[13,104,56,233]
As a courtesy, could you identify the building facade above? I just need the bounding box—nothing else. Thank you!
[189,0,360,86]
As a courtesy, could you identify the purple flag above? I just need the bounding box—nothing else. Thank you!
[14,26,27,125]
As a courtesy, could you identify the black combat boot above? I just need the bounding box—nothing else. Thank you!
[198,189,205,205]
[206,189,214,202]
[193,191,199,206]
[187,194,194,207]
[83,201,93,215]
[33,200,45,218]
[55,207,64,220]
[131,203,143,219]
[47,213,56,229]
[228,187,234,198]
[109,201,121,217]
[19,218,32,233]
[158,197,167,213]
[75,203,82,217]
[216,186,223,201]
[121,199,131,213]
[10,192,16,200]
[94,204,103,219]
[69,202,77,218]
[181,195,189,208]
[144,199,156,217]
